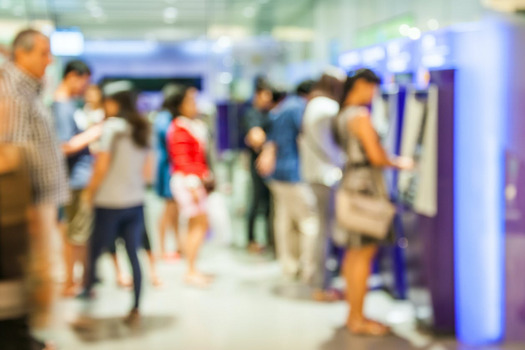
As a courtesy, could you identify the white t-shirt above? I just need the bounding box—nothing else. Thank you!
[299,96,345,186]
[94,117,149,209]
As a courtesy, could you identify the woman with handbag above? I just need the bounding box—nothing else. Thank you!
[334,69,413,336]
[166,86,214,288]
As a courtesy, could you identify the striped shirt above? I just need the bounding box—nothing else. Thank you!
[0,61,69,205]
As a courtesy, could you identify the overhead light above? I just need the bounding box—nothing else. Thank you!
[90,6,105,18]
[399,24,411,36]
[272,26,314,42]
[164,7,178,23]
[428,19,440,31]
[219,72,233,85]
[85,0,98,11]
[243,6,256,18]
[13,5,23,16]
[165,0,177,4]
[408,27,421,40]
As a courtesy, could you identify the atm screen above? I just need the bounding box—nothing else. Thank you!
[398,87,438,216]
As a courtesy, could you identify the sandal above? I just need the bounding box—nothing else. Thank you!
[347,319,390,336]
[184,273,212,289]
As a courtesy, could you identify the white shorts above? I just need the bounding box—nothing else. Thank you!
[170,174,208,219]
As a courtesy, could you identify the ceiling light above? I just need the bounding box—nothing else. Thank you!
[243,6,256,18]
[85,0,98,11]
[408,27,421,40]
[163,7,178,23]
[165,0,177,4]
[91,6,104,18]
[399,24,411,36]
[219,72,233,85]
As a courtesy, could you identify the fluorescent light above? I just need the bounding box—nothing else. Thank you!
[408,27,421,40]
[51,30,84,56]
[91,6,104,18]
[219,72,233,85]
[272,26,314,42]
[399,24,411,36]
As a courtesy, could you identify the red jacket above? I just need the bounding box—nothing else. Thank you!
[166,117,209,179]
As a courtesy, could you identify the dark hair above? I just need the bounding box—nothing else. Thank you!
[311,73,345,102]
[63,60,91,78]
[11,29,45,58]
[340,68,381,107]
[103,81,150,148]
[271,86,287,104]
[161,84,192,120]
[254,76,272,93]
[296,79,316,97]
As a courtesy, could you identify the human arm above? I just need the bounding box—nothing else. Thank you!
[61,124,103,155]
[349,113,413,170]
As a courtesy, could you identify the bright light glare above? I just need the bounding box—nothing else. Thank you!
[399,24,411,36]
[409,27,422,40]
[51,31,85,56]
[219,72,233,85]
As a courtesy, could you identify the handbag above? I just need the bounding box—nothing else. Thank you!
[335,185,396,240]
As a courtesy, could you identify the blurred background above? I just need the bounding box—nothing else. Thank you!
[1,1,525,349]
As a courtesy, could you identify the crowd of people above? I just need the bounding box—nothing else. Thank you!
[0,28,414,349]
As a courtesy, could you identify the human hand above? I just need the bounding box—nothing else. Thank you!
[396,157,415,171]
[256,146,276,177]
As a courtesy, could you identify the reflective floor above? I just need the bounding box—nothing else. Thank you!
[35,159,524,350]
[37,244,523,350]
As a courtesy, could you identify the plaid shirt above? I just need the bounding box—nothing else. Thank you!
[0,62,69,205]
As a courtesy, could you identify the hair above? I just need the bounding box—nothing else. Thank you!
[161,84,192,120]
[254,76,272,93]
[63,60,91,78]
[11,29,45,59]
[103,81,150,148]
[339,68,382,107]
[296,79,316,97]
[271,86,287,105]
[311,71,346,102]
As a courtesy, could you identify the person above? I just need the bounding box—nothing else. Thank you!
[74,84,105,132]
[257,80,319,284]
[108,225,163,288]
[334,69,413,336]
[166,85,213,288]
[81,81,153,323]
[155,84,184,260]
[243,77,274,253]
[53,60,101,297]
[0,28,69,349]
[299,68,347,301]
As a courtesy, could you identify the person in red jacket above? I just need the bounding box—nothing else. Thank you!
[166,85,213,288]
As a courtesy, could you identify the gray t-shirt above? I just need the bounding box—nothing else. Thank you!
[94,117,149,209]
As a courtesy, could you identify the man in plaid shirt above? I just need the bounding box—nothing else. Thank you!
[0,29,69,349]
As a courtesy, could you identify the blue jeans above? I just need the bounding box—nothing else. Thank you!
[85,205,144,309]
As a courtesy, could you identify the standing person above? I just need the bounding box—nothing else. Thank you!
[53,60,100,297]
[155,84,184,260]
[166,86,213,288]
[243,77,274,253]
[299,68,347,301]
[335,69,413,336]
[257,80,319,284]
[74,84,105,132]
[0,29,69,348]
[81,81,153,323]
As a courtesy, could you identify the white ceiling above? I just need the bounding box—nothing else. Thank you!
[0,0,317,41]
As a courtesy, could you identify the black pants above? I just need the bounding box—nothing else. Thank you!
[86,206,144,309]
[247,165,273,247]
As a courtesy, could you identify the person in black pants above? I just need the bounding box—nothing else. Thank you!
[243,78,274,253]
[109,225,163,288]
